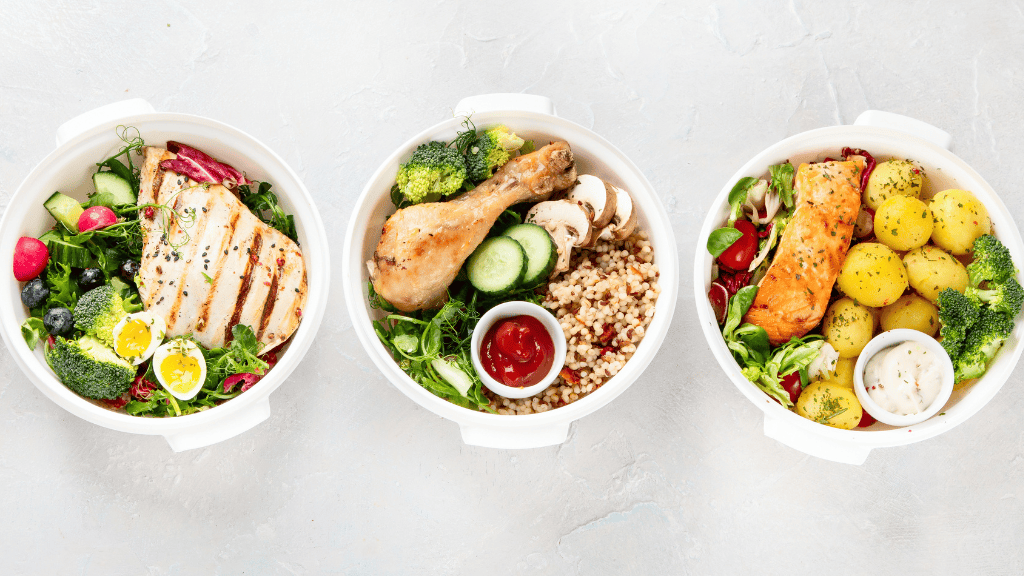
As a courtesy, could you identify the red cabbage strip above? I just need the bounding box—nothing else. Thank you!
[160,141,250,188]
[841,147,877,191]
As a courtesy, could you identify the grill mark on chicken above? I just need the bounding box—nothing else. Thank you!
[258,264,280,341]
[226,230,263,343]
[165,193,216,333]
[151,168,168,203]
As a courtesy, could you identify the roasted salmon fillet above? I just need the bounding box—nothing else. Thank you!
[743,157,864,345]
[137,146,307,352]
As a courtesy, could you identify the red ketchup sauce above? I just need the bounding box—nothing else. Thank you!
[480,315,555,388]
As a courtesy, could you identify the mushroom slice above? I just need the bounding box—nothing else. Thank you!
[567,174,617,228]
[598,187,638,241]
[525,200,594,275]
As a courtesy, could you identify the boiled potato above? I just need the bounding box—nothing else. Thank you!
[930,189,991,255]
[837,242,909,307]
[874,196,933,251]
[796,379,863,429]
[864,160,923,211]
[903,245,969,302]
[823,298,874,358]
[880,294,940,336]
[833,357,857,389]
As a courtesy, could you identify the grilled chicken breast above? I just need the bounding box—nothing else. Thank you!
[369,141,577,312]
[137,146,307,352]
[743,157,864,345]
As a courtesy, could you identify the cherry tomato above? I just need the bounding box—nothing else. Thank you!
[781,372,803,406]
[718,220,758,271]
[857,409,876,428]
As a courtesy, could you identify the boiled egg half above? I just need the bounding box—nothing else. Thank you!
[112,312,166,365]
[152,338,207,400]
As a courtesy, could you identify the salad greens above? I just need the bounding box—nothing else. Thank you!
[371,287,492,411]
[720,285,823,407]
[240,181,298,242]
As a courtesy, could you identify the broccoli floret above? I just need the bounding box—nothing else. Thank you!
[465,125,525,182]
[967,277,1024,318]
[395,141,467,204]
[73,285,127,347]
[937,288,981,360]
[967,234,1015,287]
[953,308,1015,382]
[46,335,134,399]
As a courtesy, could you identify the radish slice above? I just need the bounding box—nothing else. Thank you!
[13,237,49,281]
[78,206,118,232]
[708,282,729,324]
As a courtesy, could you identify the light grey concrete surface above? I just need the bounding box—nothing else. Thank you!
[2,1,1023,574]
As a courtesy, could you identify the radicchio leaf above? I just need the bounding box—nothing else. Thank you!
[841,147,877,191]
[160,141,250,189]
[223,373,261,394]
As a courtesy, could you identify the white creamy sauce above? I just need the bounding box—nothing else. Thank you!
[863,341,943,416]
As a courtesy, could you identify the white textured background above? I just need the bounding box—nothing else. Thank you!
[2,1,1023,574]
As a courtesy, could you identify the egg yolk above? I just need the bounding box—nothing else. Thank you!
[159,353,202,393]
[116,319,152,358]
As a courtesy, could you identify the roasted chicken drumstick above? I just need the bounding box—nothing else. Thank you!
[369,141,577,311]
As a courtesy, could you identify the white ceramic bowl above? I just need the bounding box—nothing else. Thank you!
[343,94,678,449]
[0,99,330,451]
[470,301,567,399]
[853,330,955,427]
[694,110,1024,464]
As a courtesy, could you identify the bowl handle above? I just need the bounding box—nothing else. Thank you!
[762,415,871,465]
[162,397,271,452]
[55,98,155,147]
[459,422,570,449]
[853,110,952,150]
[453,94,555,117]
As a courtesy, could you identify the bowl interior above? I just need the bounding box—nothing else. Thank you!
[347,111,678,423]
[696,126,1024,444]
[0,114,327,431]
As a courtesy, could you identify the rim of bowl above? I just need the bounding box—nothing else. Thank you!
[694,123,1024,447]
[343,109,679,426]
[0,111,329,432]
[852,330,955,427]
[470,301,567,399]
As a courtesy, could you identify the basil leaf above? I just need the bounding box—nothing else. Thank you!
[734,323,770,363]
[707,227,743,257]
[722,285,759,340]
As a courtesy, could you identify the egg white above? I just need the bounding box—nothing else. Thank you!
[111,312,166,365]
[152,338,208,401]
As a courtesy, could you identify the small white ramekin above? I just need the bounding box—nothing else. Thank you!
[470,301,567,399]
[853,329,955,427]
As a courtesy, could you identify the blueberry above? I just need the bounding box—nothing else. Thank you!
[119,260,141,282]
[78,268,104,291]
[20,278,49,309]
[43,307,74,337]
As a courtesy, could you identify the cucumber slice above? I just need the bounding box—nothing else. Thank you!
[503,223,557,288]
[467,236,527,295]
[43,191,84,233]
[91,172,136,206]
